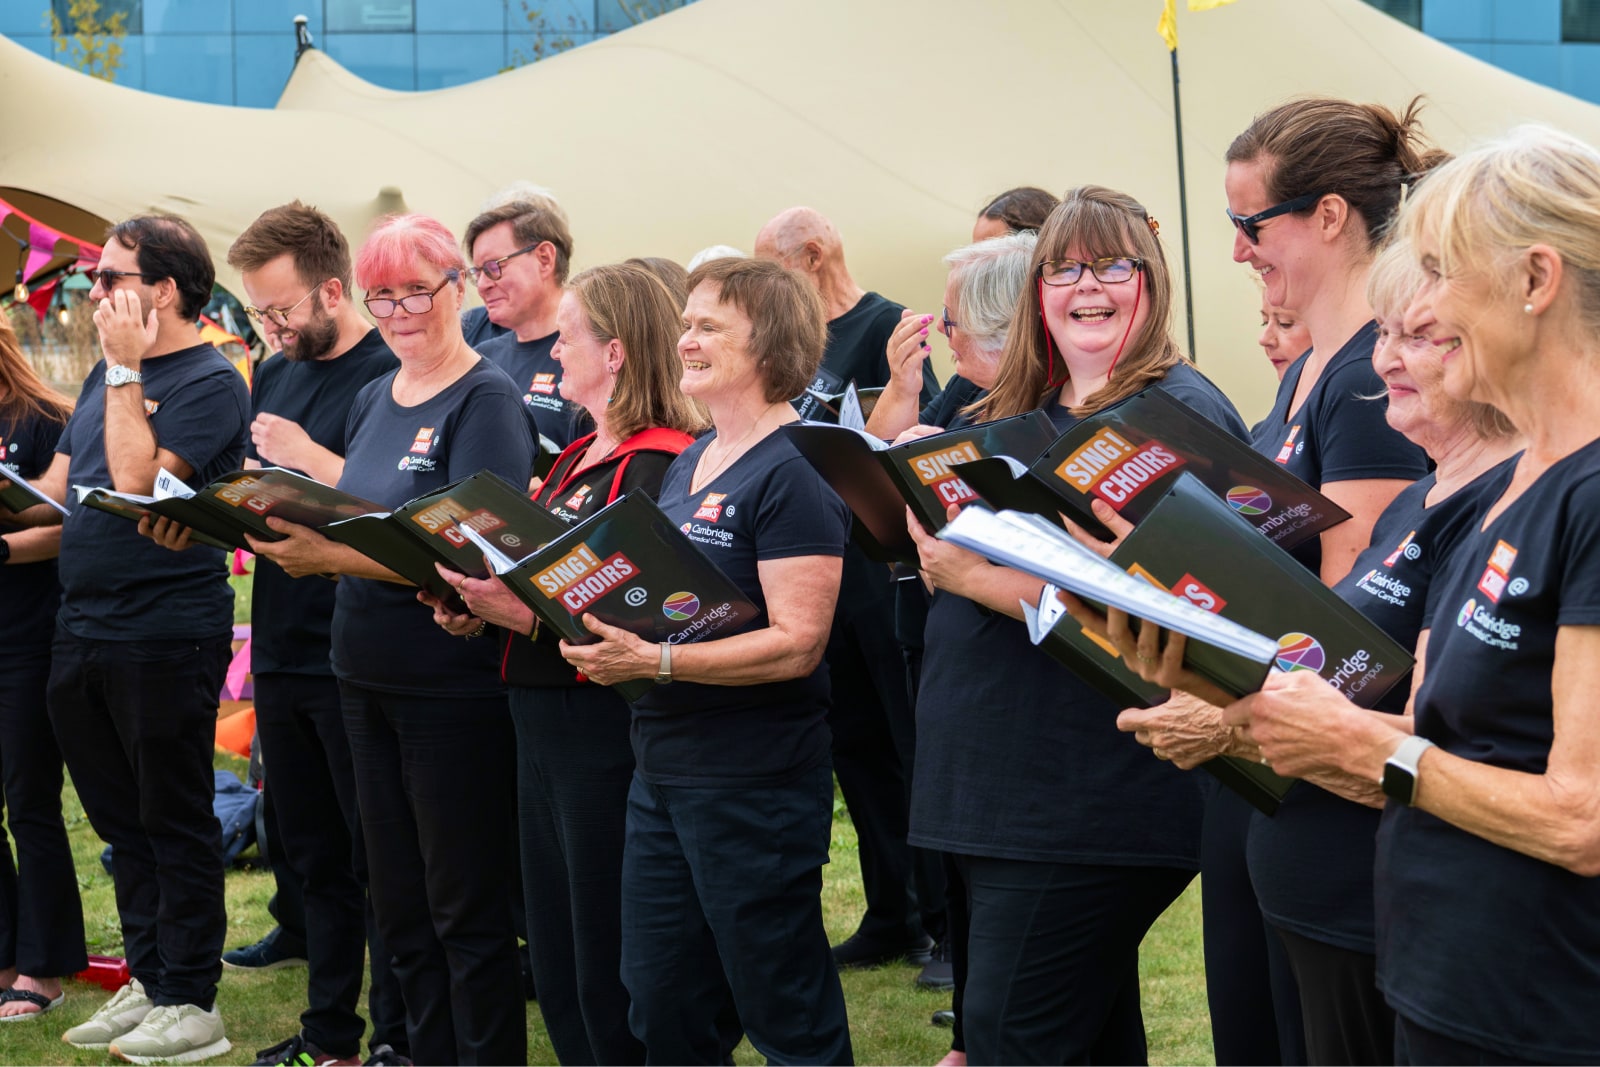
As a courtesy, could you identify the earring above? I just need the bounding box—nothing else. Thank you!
[1525,303,1534,314]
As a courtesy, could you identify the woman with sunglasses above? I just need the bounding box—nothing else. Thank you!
[1133,96,1439,1066]
[248,213,535,1066]
[904,186,1247,1064]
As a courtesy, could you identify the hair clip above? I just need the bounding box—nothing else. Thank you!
[1146,216,1161,237]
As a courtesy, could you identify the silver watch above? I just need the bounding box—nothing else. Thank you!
[105,365,143,388]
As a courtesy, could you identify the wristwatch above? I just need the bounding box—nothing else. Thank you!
[1380,735,1436,806]
[105,365,143,388]
[656,641,673,684]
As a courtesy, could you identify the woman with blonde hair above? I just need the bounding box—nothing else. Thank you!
[0,315,81,1021]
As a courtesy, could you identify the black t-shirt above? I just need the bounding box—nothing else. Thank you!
[56,345,249,641]
[1375,441,1600,1061]
[460,306,510,350]
[503,428,694,688]
[244,333,400,676]
[795,292,939,420]
[918,374,985,431]
[909,362,1246,865]
[1249,322,1432,573]
[630,428,850,786]
[329,357,535,696]
[0,407,66,659]
[473,330,585,449]
[1248,458,1517,954]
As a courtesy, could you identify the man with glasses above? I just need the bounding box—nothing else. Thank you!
[0,214,249,1062]
[218,202,406,1067]
[462,200,584,453]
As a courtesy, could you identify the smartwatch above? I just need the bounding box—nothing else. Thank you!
[656,641,673,684]
[1380,735,1436,806]
[105,365,143,388]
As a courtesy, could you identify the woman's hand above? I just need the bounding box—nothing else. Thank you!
[1060,600,1235,707]
[885,311,934,393]
[416,582,485,638]
[1224,669,1401,779]
[1062,498,1132,559]
[136,514,195,552]
[891,424,945,446]
[244,517,339,578]
[1116,691,1238,769]
[559,614,657,685]
[906,504,991,601]
[435,561,536,634]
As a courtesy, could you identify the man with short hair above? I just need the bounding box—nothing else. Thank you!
[220,201,406,1067]
[463,199,584,450]
[2,214,250,1063]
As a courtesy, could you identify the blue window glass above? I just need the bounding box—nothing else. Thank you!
[1361,0,1421,29]
[416,0,502,32]
[143,33,233,104]
[1496,0,1558,42]
[50,0,142,35]
[324,32,416,89]
[235,1,323,36]
[1564,0,1600,42]
[416,32,504,88]
[1560,42,1600,101]
[1,7,51,34]
[596,0,688,33]
[143,0,230,33]
[327,0,415,33]
[1423,0,1491,37]
[1490,40,1562,81]
[234,34,298,107]
[9,36,56,59]
[54,32,146,89]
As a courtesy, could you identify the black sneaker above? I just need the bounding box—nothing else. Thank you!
[916,940,955,990]
[223,927,308,971]
[253,1033,361,1066]
[831,931,935,969]
[362,1044,413,1066]
[931,1009,956,1028]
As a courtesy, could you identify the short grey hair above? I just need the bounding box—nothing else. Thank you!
[942,231,1036,354]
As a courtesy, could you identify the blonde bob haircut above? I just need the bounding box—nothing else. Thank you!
[567,263,708,440]
[1365,239,1515,440]
[975,185,1183,422]
[1397,124,1600,342]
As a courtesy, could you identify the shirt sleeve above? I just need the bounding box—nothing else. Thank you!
[150,365,249,477]
[445,384,537,489]
[615,452,680,501]
[26,410,65,475]
[1315,361,1432,484]
[752,454,850,562]
[1557,470,1600,627]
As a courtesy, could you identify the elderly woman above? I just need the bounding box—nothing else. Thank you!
[557,257,853,1065]
[1222,126,1600,1065]
[0,318,83,1021]
[248,213,534,1066]
[1104,237,1521,1064]
[905,186,1248,1065]
[424,263,705,1065]
[1257,288,1312,382]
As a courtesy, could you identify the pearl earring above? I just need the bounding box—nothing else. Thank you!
[1525,303,1534,314]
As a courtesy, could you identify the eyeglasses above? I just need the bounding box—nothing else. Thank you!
[86,268,157,289]
[1225,192,1324,243]
[463,242,543,286]
[363,274,456,319]
[941,307,958,335]
[243,281,328,327]
[1039,257,1143,287]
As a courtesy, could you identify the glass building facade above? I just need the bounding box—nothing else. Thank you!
[5,0,1600,108]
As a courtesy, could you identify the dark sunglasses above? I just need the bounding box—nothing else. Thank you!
[86,268,158,288]
[1225,192,1324,243]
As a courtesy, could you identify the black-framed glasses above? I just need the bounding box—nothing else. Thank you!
[244,280,328,327]
[363,274,456,319]
[941,307,958,334]
[1039,257,1143,287]
[464,241,543,286]
[1225,192,1324,243]
[86,268,157,289]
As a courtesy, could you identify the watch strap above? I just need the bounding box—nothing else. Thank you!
[656,641,672,684]
[1381,734,1436,806]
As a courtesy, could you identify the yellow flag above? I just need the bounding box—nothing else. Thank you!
[1159,0,1241,51]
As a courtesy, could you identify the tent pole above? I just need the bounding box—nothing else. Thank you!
[1170,47,1197,362]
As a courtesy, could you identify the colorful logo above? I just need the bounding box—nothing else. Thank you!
[1384,529,1418,567]
[694,492,727,522]
[1457,598,1477,628]
[409,427,436,455]
[663,592,701,621]
[1226,485,1272,516]
[1477,539,1518,603]
[1275,425,1301,464]
[680,522,693,534]
[1274,632,1326,673]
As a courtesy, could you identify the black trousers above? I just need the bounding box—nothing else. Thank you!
[509,685,643,1066]
[620,764,853,1066]
[942,851,969,1054]
[1202,788,1306,1065]
[958,854,1194,1066]
[826,563,926,947]
[340,682,524,1067]
[255,672,405,1057]
[0,647,86,976]
[47,629,230,1008]
[1273,926,1392,1066]
[1393,1014,1543,1066]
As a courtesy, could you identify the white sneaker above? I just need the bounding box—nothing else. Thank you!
[108,1002,231,1065]
[61,978,152,1050]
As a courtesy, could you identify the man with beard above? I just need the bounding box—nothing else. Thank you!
[215,202,406,1066]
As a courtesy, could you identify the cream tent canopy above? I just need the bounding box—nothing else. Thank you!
[5,0,1600,414]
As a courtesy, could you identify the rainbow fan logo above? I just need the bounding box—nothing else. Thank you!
[1227,485,1272,516]
[1457,598,1477,628]
[1275,632,1326,673]
[663,592,701,621]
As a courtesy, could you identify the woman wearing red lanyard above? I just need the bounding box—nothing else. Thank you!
[426,263,705,1065]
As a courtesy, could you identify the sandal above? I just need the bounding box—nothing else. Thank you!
[0,987,65,1021]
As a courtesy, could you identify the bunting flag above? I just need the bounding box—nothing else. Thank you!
[1159,0,1242,51]
[0,195,102,308]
